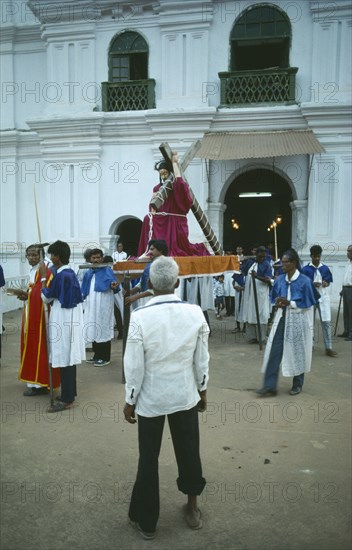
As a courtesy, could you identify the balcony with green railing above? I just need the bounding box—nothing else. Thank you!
[102,79,156,112]
[218,67,298,106]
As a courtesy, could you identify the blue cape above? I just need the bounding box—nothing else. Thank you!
[271,273,318,308]
[81,267,118,299]
[301,264,333,283]
[241,259,272,278]
[232,272,245,286]
[42,268,83,308]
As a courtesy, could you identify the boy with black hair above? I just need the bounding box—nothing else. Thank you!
[301,245,337,357]
[39,240,85,412]
[81,248,119,366]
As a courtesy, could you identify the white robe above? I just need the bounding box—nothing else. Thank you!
[83,276,114,344]
[42,297,85,369]
[224,272,236,297]
[241,263,270,325]
[313,266,331,322]
[262,273,314,377]
[185,276,214,310]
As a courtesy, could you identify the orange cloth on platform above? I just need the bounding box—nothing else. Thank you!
[18,268,61,388]
[113,255,239,277]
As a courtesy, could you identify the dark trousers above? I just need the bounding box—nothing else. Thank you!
[342,286,352,337]
[203,310,211,331]
[264,314,304,390]
[114,305,123,338]
[60,365,77,403]
[129,406,206,533]
[92,341,111,361]
[225,296,235,315]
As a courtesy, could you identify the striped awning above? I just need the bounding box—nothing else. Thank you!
[196,129,325,160]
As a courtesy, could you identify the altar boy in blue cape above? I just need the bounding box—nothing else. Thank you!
[257,249,318,397]
[301,244,337,357]
[81,248,119,367]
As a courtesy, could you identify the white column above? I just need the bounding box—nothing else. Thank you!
[205,202,227,248]
[290,200,308,252]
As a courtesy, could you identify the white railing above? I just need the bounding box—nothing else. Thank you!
[1,275,29,313]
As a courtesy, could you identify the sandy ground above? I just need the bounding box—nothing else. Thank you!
[0,307,351,550]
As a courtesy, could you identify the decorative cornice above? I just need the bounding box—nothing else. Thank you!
[0,130,41,158]
[0,24,44,53]
[13,101,351,160]
[211,105,308,132]
[158,0,213,30]
[14,24,42,43]
[102,111,156,143]
[310,0,352,22]
[301,102,352,130]
[27,0,158,25]
[25,114,104,161]
[41,22,96,42]
[0,25,16,44]
[301,102,352,151]
[0,130,19,157]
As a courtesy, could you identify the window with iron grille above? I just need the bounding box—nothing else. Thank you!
[218,3,297,105]
[102,31,155,112]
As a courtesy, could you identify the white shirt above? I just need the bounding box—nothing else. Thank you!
[343,260,352,286]
[29,263,39,284]
[124,294,209,417]
[112,251,127,262]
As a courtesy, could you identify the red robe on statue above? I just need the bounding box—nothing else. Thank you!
[18,267,61,388]
[137,177,210,257]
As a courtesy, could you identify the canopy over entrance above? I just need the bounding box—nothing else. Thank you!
[197,129,325,160]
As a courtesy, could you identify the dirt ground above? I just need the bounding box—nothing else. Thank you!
[0,307,351,550]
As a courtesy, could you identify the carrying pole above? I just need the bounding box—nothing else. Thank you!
[334,293,343,337]
[251,272,263,351]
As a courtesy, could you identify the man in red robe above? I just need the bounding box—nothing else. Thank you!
[17,245,60,396]
[137,153,210,257]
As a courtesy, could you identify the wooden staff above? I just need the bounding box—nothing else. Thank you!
[251,272,263,350]
[42,260,54,409]
[334,293,342,336]
[121,274,132,384]
[33,185,54,409]
[155,142,223,256]
[33,184,42,243]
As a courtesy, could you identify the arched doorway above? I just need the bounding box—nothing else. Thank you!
[113,217,142,257]
[223,168,293,255]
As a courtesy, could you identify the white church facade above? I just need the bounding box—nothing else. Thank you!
[1,0,351,308]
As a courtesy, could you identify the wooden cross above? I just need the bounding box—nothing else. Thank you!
[157,141,223,255]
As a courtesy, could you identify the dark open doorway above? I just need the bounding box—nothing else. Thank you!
[223,168,293,256]
[116,218,142,257]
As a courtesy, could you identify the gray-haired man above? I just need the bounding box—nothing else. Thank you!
[123,256,209,540]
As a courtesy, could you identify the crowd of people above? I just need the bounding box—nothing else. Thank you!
[213,244,341,353]
[11,238,350,409]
